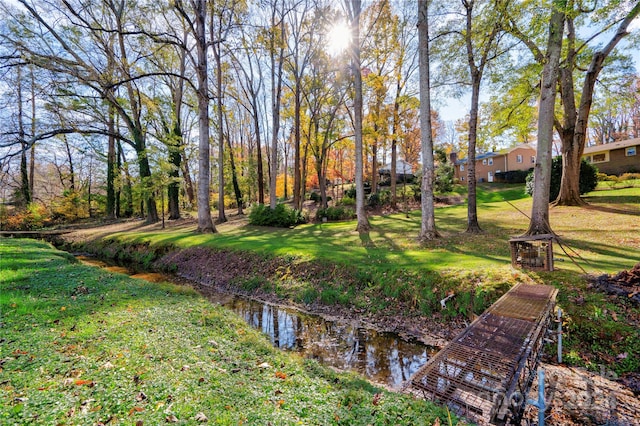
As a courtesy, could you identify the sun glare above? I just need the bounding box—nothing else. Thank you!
[327,22,351,56]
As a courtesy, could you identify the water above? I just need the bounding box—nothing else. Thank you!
[76,255,434,389]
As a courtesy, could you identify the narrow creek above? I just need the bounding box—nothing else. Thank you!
[76,255,436,390]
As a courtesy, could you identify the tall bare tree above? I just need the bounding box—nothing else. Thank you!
[345,0,370,233]
[525,0,565,236]
[175,0,216,232]
[417,0,439,240]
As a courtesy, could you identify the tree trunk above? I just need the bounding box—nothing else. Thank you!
[119,142,134,217]
[167,124,182,220]
[554,2,640,206]
[293,82,302,210]
[418,0,439,240]
[525,0,565,235]
[194,1,216,233]
[106,103,116,219]
[215,43,227,223]
[349,0,370,233]
[17,69,30,206]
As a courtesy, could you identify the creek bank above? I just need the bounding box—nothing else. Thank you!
[60,236,465,349]
[53,222,639,426]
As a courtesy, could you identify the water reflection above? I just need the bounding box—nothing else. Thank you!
[76,255,433,389]
[224,297,432,388]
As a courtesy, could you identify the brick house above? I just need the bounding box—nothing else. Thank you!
[582,138,640,175]
[453,144,537,183]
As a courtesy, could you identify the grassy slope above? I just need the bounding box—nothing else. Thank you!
[114,184,640,275]
[0,239,458,425]
[90,184,640,376]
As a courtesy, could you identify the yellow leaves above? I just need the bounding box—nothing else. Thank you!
[60,306,66,311]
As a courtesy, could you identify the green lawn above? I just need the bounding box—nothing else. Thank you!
[0,239,457,425]
[111,184,640,276]
[72,184,639,377]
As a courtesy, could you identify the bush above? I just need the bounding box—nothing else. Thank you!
[337,196,355,206]
[343,185,356,199]
[525,156,598,200]
[248,203,306,228]
[315,206,356,222]
[367,190,391,207]
[435,163,455,193]
[495,169,531,184]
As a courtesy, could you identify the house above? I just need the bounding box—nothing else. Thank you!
[378,159,415,183]
[453,144,536,183]
[582,138,640,175]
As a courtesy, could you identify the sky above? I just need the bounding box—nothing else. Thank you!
[438,15,640,123]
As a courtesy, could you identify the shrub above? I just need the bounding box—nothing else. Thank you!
[2,203,47,231]
[315,206,356,222]
[495,169,531,184]
[337,196,355,206]
[620,172,640,181]
[343,185,356,199]
[525,156,598,200]
[367,190,391,207]
[435,163,455,193]
[309,192,332,204]
[248,203,306,228]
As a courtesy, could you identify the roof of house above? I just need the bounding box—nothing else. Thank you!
[379,159,413,174]
[583,138,640,155]
[455,143,536,164]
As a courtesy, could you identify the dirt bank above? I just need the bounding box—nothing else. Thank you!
[56,219,639,426]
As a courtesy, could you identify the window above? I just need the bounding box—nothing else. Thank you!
[626,147,637,156]
[516,155,523,163]
[460,164,465,171]
[592,153,608,163]
[482,159,487,165]
[488,158,493,165]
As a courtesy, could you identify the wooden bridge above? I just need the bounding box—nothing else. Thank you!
[404,282,558,425]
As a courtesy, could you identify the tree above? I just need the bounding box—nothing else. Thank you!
[524,0,565,236]
[417,0,439,240]
[175,0,216,233]
[460,0,508,233]
[509,1,640,206]
[345,0,370,233]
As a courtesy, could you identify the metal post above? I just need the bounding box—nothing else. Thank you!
[557,308,562,364]
[527,368,545,426]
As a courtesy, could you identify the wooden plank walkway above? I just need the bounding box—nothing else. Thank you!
[404,282,558,425]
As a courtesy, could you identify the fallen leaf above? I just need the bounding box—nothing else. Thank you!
[194,412,208,422]
[258,362,271,369]
[166,414,178,423]
[372,393,381,406]
[135,391,147,402]
[74,379,94,386]
[102,362,115,369]
[611,311,618,321]
[432,418,441,426]
[180,365,190,371]
[60,306,66,311]
[275,371,287,380]
[129,407,144,416]
[136,421,144,426]
[276,399,285,408]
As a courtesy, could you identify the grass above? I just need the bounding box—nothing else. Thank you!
[104,184,639,276]
[67,183,640,378]
[0,239,458,425]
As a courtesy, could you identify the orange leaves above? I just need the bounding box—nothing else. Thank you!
[128,406,144,416]
[275,371,287,380]
[74,379,94,386]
